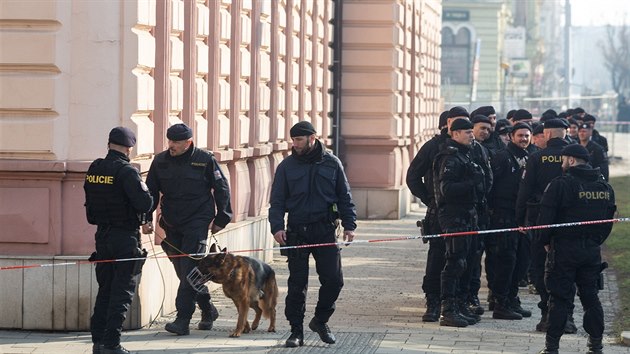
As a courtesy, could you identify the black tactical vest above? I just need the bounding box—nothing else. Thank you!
[556,175,614,238]
[84,158,138,228]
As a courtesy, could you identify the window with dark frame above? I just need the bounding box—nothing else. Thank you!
[441,27,471,85]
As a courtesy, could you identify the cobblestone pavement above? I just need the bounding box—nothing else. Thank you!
[1,204,629,353]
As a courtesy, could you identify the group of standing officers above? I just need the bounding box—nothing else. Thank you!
[407,105,616,354]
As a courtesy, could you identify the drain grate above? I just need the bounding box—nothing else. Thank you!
[268,331,385,354]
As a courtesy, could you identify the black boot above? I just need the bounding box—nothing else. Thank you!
[285,325,304,348]
[422,295,441,322]
[165,317,190,336]
[535,305,549,332]
[198,302,219,330]
[439,299,468,327]
[492,298,522,320]
[468,294,484,315]
[101,345,130,354]
[564,312,577,334]
[509,297,532,318]
[92,343,102,354]
[538,335,560,354]
[309,317,336,344]
[457,298,480,324]
[587,336,603,354]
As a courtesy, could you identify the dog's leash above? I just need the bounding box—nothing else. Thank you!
[154,214,223,261]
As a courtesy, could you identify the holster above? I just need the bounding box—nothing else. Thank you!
[132,248,148,276]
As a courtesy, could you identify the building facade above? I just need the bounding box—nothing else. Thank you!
[0,0,441,330]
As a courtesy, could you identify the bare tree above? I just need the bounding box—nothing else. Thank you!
[599,23,630,99]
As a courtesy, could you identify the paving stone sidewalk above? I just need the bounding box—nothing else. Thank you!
[1,203,629,353]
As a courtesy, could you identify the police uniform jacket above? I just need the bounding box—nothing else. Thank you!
[405,128,449,207]
[516,137,568,226]
[433,139,485,231]
[84,149,153,229]
[471,140,493,201]
[591,129,608,152]
[488,141,528,213]
[269,139,357,235]
[584,140,609,181]
[481,131,506,158]
[146,144,232,228]
[537,165,616,246]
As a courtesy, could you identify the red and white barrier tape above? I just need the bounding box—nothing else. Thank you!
[1,217,628,271]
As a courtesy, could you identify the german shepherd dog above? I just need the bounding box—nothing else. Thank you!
[196,244,278,337]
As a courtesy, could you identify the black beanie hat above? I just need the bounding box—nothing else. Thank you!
[448,106,470,118]
[506,109,517,120]
[108,126,136,147]
[583,114,597,123]
[513,122,533,133]
[450,118,473,131]
[167,123,193,141]
[532,124,544,135]
[290,121,317,137]
[544,118,569,129]
[495,119,513,135]
[471,114,492,125]
[475,106,496,117]
[562,144,590,162]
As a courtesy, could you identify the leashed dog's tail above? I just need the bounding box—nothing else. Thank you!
[259,268,278,319]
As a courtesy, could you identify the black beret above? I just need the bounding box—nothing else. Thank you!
[543,118,569,129]
[475,106,496,117]
[506,109,517,120]
[583,114,597,122]
[532,124,544,135]
[562,144,590,162]
[542,109,557,117]
[167,123,193,141]
[566,109,576,116]
[578,123,592,130]
[558,112,568,118]
[567,118,578,126]
[513,109,533,121]
[573,107,586,114]
[438,110,449,129]
[290,121,317,137]
[512,122,533,133]
[450,118,473,131]
[495,119,513,135]
[471,114,492,125]
[448,106,470,118]
[108,126,136,147]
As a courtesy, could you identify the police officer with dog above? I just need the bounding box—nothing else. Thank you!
[144,123,233,336]
[269,121,357,348]
[537,144,616,354]
[84,127,153,354]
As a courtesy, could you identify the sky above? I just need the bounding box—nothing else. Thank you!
[571,0,629,26]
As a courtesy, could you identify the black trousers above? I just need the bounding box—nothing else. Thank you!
[285,221,343,326]
[441,234,473,300]
[90,226,142,347]
[421,209,446,297]
[160,218,213,320]
[531,231,550,311]
[545,238,604,339]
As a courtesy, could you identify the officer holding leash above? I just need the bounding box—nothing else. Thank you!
[144,123,233,336]
[84,127,153,354]
[269,121,357,348]
[537,144,616,354]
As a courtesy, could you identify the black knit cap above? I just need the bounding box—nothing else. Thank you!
[438,110,449,129]
[450,118,473,131]
[568,117,578,126]
[573,107,586,114]
[513,109,533,121]
[290,121,317,137]
[543,118,569,129]
[167,123,193,141]
[448,106,470,118]
[583,114,597,123]
[562,144,590,162]
[532,124,544,135]
[108,126,136,147]
[513,122,533,133]
[471,114,492,125]
[506,109,517,120]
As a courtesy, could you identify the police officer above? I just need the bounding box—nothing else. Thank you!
[515,118,572,332]
[489,122,533,320]
[583,114,608,152]
[495,119,513,147]
[468,114,494,316]
[578,123,609,181]
[269,121,357,348]
[144,123,233,335]
[84,127,153,354]
[433,118,485,327]
[537,144,616,354]
[472,106,504,157]
[406,110,450,322]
